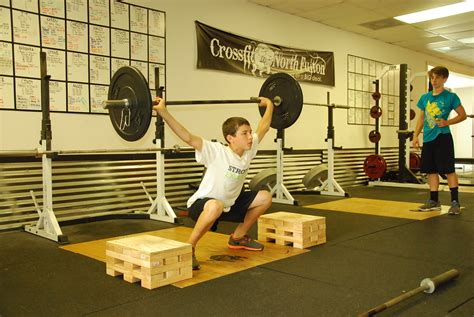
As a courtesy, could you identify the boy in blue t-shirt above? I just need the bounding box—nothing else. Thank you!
[412,66,467,214]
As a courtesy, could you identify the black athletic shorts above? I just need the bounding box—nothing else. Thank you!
[188,190,258,231]
[420,133,455,174]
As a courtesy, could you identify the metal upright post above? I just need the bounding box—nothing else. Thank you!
[269,129,296,205]
[317,92,346,197]
[143,67,177,222]
[25,52,67,243]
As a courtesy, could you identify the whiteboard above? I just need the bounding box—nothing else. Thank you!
[16,78,41,110]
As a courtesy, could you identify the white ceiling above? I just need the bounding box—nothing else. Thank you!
[248,0,474,69]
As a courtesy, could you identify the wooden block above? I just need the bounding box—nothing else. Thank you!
[105,234,192,289]
[258,212,326,249]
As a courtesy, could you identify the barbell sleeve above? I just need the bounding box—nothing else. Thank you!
[358,269,459,317]
[103,99,130,109]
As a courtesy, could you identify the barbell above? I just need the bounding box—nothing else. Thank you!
[104,66,304,141]
[358,269,459,316]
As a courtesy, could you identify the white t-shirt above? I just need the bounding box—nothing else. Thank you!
[187,133,259,211]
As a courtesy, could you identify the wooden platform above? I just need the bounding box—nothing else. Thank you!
[106,235,192,289]
[258,212,326,249]
[61,226,308,288]
[306,198,451,220]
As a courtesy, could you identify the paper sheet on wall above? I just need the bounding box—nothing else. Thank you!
[68,82,89,112]
[16,78,41,110]
[90,85,108,113]
[111,0,129,30]
[43,48,66,81]
[67,21,88,53]
[0,7,12,41]
[41,16,66,49]
[131,32,147,61]
[149,10,165,37]
[0,76,14,109]
[67,52,88,83]
[111,29,129,59]
[49,81,67,111]
[89,25,110,56]
[13,10,40,46]
[89,0,109,26]
[149,36,164,63]
[14,44,40,78]
[66,0,87,22]
[130,6,147,33]
[40,0,65,18]
[0,42,13,75]
[90,55,110,84]
[12,0,38,12]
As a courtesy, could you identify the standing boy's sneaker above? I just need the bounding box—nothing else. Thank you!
[448,200,461,215]
[418,200,441,211]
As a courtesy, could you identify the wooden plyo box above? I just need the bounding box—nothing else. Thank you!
[106,235,192,289]
[258,212,326,249]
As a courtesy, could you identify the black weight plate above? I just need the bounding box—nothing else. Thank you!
[249,168,277,191]
[258,73,303,130]
[108,66,152,141]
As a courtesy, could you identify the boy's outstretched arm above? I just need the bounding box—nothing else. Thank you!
[152,97,203,151]
[256,97,274,141]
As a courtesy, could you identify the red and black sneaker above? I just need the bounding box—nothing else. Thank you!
[228,234,264,251]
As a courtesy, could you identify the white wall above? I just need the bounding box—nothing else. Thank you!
[1,0,473,151]
[452,86,474,159]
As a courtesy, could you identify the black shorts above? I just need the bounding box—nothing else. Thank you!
[188,190,258,231]
[420,133,455,174]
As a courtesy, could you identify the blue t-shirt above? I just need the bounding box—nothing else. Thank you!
[416,89,461,143]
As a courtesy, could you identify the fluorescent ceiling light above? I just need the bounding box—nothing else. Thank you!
[458,37,474,44]
[394,1,474,24]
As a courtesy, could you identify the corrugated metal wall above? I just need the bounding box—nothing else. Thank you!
[0,147,401,232]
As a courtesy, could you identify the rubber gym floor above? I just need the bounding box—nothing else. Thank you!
[0,185,472,317]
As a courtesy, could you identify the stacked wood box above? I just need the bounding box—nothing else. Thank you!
[106,235,192,289]
[258,212,326,249]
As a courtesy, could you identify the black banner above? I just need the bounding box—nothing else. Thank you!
[196,21,335,86]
